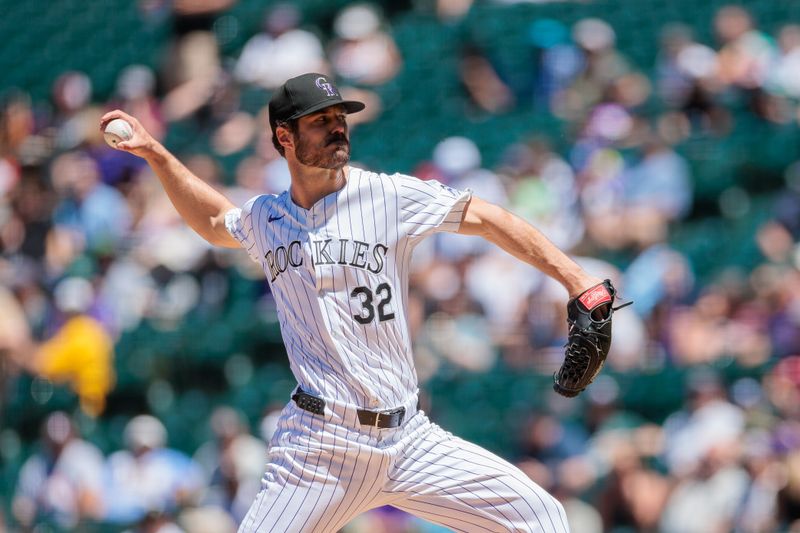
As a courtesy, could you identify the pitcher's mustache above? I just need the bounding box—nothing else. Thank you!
[326,133,349,146]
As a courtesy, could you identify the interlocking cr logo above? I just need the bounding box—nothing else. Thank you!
[315,77,338,97]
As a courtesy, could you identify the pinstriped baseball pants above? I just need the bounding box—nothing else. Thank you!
[238,400,570,533]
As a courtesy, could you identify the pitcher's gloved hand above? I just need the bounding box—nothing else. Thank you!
[553,279,632,398]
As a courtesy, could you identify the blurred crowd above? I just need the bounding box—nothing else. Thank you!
[2,0,800,532]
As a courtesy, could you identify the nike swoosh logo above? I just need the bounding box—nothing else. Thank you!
[268,214,284,222]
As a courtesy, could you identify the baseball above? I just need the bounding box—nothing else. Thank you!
[103,118,133,148]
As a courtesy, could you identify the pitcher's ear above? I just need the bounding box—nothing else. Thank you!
[276,127,293,150]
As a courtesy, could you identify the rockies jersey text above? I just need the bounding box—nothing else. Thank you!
[225,167,470,410]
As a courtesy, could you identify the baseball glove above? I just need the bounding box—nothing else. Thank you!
[553,279,631,398]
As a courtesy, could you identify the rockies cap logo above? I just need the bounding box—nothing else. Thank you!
[315,77,338,98]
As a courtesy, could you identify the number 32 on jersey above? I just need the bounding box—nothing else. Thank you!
[351,283,395,325]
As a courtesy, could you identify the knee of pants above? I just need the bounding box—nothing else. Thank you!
[511,484,569,533]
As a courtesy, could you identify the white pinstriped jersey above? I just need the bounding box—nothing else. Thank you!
[225,167,470,410]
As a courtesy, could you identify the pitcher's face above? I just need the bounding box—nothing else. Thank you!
[293,105,350,169]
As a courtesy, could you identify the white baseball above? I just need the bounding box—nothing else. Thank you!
[103,118,134,149]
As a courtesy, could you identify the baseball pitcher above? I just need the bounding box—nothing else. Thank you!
[102,72,626,532]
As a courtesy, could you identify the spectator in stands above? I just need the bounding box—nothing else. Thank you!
[769,24,800,101]
[12,411,105,528]
[0,89,34,161]
[113,64,164,136]
[553,457,603,533]
[778,448,800,529]
[50,71,95,151]
[426,136,508,260]
[328,3,402,86]
[623,134,692,224]
[104,415,205,524]
[0,282,26,419]
[8,276,115,417]
[519,413,588,467]
[764,356,800,435]
[235,3,329,90]
[2,165,54,266]
[137,511,187,533]
[160,10,225,122]
[194,406,267,524]
[714,5,775,91]
[658,33,730,134]
[436,0,473,23]
[459,43,516,115]
[595,431,670,532]
[572,143,627,250]
[179,505,238,533]
[660,439,750,533]
[714,5,783,122]
[50,150,132,254]
[753,259,800,363]
[524,18,582,112]
[667,281,755,366]
[655,23,700,108]
[662,368,745,475]
[620,130,694,325]
[0,285,31,366]
[557,18,632,120]
[735,429,783,532]
[503,137,583,251]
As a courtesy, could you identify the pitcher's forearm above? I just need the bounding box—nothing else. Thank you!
[485,209,590,296]
[459,196,599,297]
[144,143,238,247]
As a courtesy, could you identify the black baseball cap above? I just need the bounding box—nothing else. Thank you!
[268,73,365,135]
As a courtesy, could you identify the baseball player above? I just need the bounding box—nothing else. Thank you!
[102,72,603,532]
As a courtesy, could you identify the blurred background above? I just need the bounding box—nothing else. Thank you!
[1,0,800,531]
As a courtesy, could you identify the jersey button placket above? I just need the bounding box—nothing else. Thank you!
[297,205,316,284]
[306,210,322,292]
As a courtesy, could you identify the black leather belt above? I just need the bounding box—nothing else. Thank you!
[356,407,405,428]
[291,389,406,429]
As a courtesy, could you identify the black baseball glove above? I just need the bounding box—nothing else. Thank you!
[553,279,631,398]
